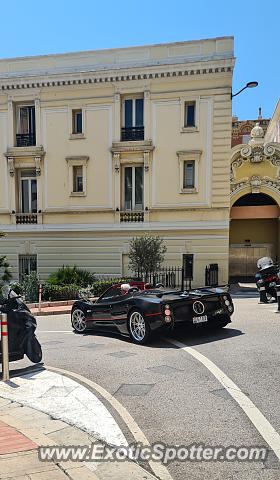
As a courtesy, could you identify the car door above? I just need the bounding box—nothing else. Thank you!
[91,287,122,330]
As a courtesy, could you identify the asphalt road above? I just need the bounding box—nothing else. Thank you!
[8,296,280,480]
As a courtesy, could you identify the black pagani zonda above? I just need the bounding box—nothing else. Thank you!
[71,282,234,345]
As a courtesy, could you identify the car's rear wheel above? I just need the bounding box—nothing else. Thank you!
[128,310,151,345]
[71,308,87,333]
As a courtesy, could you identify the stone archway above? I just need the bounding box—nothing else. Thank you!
[229,123,280,280]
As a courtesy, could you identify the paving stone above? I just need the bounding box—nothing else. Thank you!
[47,425,93,445]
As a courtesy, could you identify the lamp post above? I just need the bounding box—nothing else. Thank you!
[231,81,258,99]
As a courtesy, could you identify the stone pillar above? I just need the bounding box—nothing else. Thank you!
[35,98,41,146]
[7,157,16,213]
[144,90,151,141]
[113,153,120,220]
[114,92,121,142]
[35,156,42,214]
[7,98,14,147]
[143,151,150,221]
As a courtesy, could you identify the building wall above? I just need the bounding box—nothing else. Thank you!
[0,37,234,286]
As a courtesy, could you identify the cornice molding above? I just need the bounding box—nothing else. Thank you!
[4,146,45,158]
[0,59,234,92]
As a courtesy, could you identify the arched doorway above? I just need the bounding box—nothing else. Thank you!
[229,192,280,281]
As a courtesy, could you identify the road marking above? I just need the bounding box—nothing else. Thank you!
[167,338,280,460]
[46,365,172,480]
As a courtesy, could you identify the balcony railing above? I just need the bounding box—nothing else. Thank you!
[120,211,144,222]
[121,127,144,141]
[16,214,38,224]
[16,132,36,147]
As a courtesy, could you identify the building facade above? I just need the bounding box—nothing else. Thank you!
[0,37,234,286]
[229,122,280,279]
[231,108,270,147]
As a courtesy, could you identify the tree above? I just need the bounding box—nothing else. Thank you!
[0,231,11,290]
[128,234,166,280]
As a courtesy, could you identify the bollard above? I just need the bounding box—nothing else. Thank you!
[259,285,267,303]
[276,285,280,312]
[38,284,42,312]
[1,313,9,381]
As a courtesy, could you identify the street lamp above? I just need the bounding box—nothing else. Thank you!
[231,81,258,99]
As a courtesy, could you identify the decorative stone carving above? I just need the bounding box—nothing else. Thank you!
[113,153,120,173]
[230,158,242,181]
[264,144,276,157]
[35,157,41,176]
[144,90,150,100]
[240,145,251,158]
[250,175,262,193]
[114,92,120,102]
[143,151,150,171]
[7,157,14,176]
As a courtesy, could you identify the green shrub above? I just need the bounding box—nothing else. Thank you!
[92,278,134,297]
[22,271,40,302]
[47,266,96,287]
[42,284,80,301]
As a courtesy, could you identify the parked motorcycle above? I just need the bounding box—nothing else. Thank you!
[0,286,42,363]
[255,257,280,303]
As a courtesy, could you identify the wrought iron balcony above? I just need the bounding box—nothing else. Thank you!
[121,127,144,141]
[16,213,38,224]
[16,132,36,147]
[120,211,144,222]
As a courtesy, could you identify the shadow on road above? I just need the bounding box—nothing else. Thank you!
[74,324,244,349]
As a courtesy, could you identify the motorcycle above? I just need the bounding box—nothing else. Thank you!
[255,257,280,303]
[0,286,42,364]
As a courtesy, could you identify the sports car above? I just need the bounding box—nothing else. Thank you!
[71,282,234,344]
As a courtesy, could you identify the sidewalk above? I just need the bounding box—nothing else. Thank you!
[0,369,157,480]
[27,298,97,316]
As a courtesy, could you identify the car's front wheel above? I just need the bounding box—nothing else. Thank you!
[71,308,87,333]
[128,310,151,345]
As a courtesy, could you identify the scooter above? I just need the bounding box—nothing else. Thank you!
[255,257,280,303]
[0,286,42,363]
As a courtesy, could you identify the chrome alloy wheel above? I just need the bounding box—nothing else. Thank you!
[129,311,146,342]
[72,309,86,332]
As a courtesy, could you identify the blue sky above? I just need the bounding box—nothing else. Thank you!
[0,0,279,120]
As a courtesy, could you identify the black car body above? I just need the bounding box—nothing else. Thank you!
[255,257,280,302]
[71,282,234,344]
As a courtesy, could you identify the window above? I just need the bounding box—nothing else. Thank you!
[19,255,37,282]
[183,161,195,189]
[66,156,88,196]
[242,134,250,144]
[122,97,144,141]
[73,166,83,192]
[16,105,36,146]
[184,102,195,127]
[180,97,199,132]
[177,150,201,193]
[19,170,37,213]
[72,109,82,134]
[123,166,143,210]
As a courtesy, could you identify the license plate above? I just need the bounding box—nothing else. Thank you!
[193,315,208,324]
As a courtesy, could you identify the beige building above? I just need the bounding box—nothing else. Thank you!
[230,121,280,279]
[0,37,235,286]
